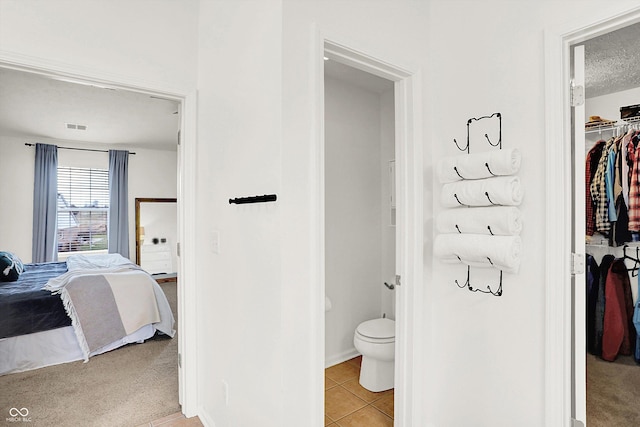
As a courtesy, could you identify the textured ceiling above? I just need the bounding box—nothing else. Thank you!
[0,67,180,150]
[584,21,640,99]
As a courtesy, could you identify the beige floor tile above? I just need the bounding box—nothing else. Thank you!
[371,390,394,418]
[325,414,334,426]
[347,356,362,368]
[340,379,387,403]
[325,361,360,384]
[335,406,393,427]
[326,376,338,390]
[325,385,367,420]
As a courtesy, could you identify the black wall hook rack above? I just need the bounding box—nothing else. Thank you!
[453,112,502,154]
[455,265,503,296]
[229,194,277,205]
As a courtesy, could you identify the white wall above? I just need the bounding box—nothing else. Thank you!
[380,89,396,319]
[586,86,640,122]
[196,1,283,426]
[194,1,430,426]
[280,1,430,425]
[426,1,640,426]
[324,75,396,367]
[0,135,177,263]
[0,0,198,91]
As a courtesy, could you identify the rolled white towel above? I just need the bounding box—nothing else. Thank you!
[437,148,521,183]
[433,234,522,274]
[441,176,523,207]
[436,206,523,236]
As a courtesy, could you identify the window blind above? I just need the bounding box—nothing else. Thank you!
[57,167,109,253]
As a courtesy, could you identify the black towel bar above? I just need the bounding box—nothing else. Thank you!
[229,194,277,205]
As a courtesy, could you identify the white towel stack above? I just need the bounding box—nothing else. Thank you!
[435,147,523,275]
[434,234,522,274]
[436,206,522,236]
[441,176,523,208]
[437,148,521,183]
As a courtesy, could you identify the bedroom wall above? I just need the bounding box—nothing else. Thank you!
[0,135,177,263]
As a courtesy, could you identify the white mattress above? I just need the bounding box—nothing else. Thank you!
[0,280,175,376]
[0,324,156,375]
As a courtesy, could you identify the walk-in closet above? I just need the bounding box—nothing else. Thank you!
[582,22,640,425]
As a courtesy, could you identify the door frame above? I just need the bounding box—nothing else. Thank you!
[0,50,199,417]
[544,6,640,426]
[313,30,424,426]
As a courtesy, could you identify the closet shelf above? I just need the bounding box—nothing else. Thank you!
[585,116,640,134]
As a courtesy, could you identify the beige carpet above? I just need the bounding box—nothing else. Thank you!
[587,353,640,427]
[0,281,179,427]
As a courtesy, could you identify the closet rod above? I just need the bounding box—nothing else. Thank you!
[24,143,136,155]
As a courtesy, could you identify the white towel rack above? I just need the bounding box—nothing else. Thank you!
[447,112,509,297]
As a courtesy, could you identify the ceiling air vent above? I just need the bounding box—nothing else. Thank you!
[65,123,87,131]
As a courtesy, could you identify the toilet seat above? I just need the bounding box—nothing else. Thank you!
[356,318,395,343]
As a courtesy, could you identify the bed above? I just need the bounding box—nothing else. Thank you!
[0,253,175,375]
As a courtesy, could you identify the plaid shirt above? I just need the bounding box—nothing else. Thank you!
[586,141,606,236]
[628,134,640,230]
[590,138,614,234]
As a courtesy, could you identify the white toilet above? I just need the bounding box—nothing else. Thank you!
[353,317,395,392]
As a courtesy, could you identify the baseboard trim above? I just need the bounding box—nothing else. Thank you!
[197,406,216,427]
[325,348,360,369]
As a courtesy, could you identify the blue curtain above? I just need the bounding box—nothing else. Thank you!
[108,150,129,258]
[32,143,58,263]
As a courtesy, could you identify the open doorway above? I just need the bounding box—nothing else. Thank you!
[573,22,640,426]
[544,6,640,427]
[323,58,396,424]
[0,65,188,425]
[315,37,423,427]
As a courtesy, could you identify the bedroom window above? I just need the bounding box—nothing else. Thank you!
[57,167,109,254]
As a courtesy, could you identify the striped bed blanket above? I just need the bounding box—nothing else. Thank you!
[44,254,173,361]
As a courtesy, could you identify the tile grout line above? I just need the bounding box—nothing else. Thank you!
[328,383,394,423]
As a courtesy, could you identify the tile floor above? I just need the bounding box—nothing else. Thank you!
[325,356,394,426]
[139,357,393,427]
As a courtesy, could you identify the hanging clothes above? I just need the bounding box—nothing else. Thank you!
[586,130,640,243]
[601,258,637,362]
[586,254,601,354]
[627,132,640,231]
[591,138,615,235]
[634,274,640,364]
[586,140,606,237]
[594,254,615,356]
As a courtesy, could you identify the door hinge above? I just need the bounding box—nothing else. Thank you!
[571,252,585,275]
[178,353,182,368]
[571,419,585,427]
[395,274,402,287]
[177,242,180,257]
[570,82,584,107]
